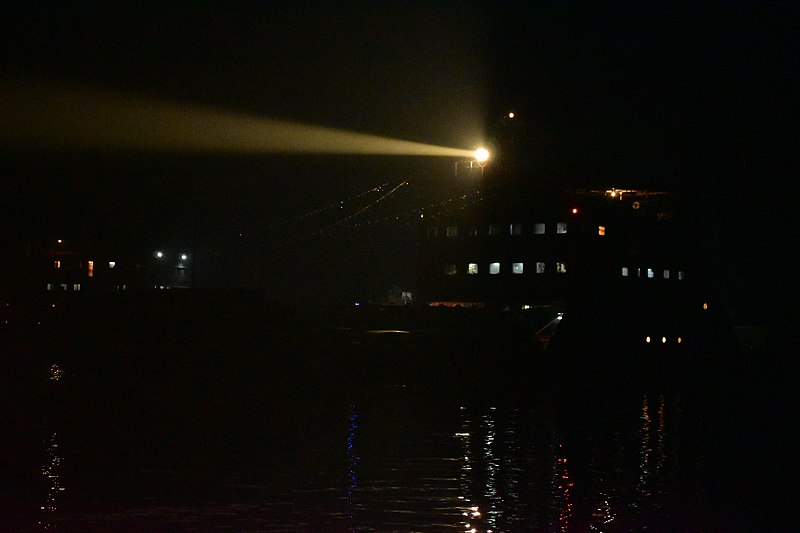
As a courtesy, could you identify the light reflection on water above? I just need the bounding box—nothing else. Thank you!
[1,339,734,532]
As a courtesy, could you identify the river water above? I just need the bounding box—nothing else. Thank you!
[0,299,787,532]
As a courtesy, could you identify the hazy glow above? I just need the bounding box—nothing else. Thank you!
[1,81,478,158]
[473,147,490,162]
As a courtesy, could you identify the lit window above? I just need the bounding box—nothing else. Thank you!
[488,224,502,235]
[556,262,567,273]
[60,284,68,291]
[427,227,438,237]
[87,260,94,277]
[73,284,81,291]
[489,262,500,274]
[621,267,629,277]
[557,223,567,234]
[469,228,479,237]
[512,262,524,274]
[678,271,685,280]
[468,263,479,275]
[54,260,61,269]
[536,262,546,274]
[108,261,116,269]
[46,283,54,291]
[598,225,606,236]
[445,264,457,275]
[647,268,654,279]
[509,223,522,235]
[663,269,670,279]
[534,223,545,234]
[637,268,642,278]
[446,225,458,237]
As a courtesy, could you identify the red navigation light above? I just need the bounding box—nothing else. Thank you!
[571,207,579,215]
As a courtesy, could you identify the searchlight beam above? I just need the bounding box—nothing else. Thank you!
[0,82,480,159]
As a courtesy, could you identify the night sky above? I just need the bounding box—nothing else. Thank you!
[1,2,794,325]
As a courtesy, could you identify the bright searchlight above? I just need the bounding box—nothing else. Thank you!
[474,147,490,164]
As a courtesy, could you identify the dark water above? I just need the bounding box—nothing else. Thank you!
[0,300,788,532]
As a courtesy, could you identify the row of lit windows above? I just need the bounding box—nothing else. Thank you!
[46,283,128,291]
[428,224,606,237]
[53,260,116,276]
[621,267,685,280]
[445,262,568,276]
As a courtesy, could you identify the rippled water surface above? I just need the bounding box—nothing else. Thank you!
[0,308,785,532]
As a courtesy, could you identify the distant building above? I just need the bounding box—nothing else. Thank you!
[10,238,194,296]
[416,126,714,349]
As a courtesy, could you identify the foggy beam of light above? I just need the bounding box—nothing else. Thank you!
[0,82,478,158]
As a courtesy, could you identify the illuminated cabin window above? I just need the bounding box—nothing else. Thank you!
[637,268,642,278]
[427,227,438,237]
[60,284,68,291]
[73,284,81,291]
[468,263,479,275]
[444,264,457,275]
[489,262,500,274]
[598,225,606,236]
[536,262,546,274]
[512,262,524,274]
[469,228,479,237]
[54,260,61,269]
[647,268,654,279]
[46,283,54,291]
[509,223,522,235]
[446,225,458,237]
[663,269,670,279]
[534,223,545,235]
[678,271,685,280]
[108,261,116,269]
[557,222,568,234]
[87,260,94,277]
[556,262,567,274]
[488,223,502,235]
[621,267,629,277]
